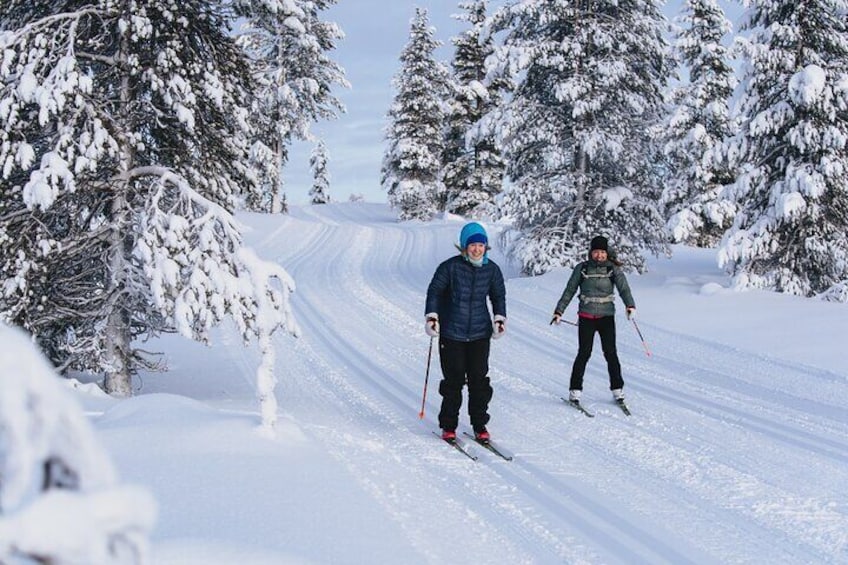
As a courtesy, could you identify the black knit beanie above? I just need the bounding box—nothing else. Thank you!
[590,236,608,253]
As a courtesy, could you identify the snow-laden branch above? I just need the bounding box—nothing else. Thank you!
[0,8,108,48]
[131,166,298,340]
[131,168,299,430]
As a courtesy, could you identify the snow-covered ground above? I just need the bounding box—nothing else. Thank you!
[70,202,847,563]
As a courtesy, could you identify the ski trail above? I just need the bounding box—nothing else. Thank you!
[270,219,571,562]
[254,204,848,564]
[269,213,704,562]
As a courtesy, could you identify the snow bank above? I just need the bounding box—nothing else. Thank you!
[0,324,156,564]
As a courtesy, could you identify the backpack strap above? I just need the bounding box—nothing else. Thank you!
[579,264,616,304]
[581,265,614,280]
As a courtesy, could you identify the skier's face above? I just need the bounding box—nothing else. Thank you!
[591,249,608,262]
[466,242,486,261]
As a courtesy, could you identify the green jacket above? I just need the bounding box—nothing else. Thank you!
[554,259,635,318]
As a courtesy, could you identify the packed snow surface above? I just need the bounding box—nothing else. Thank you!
[69,202,847,564]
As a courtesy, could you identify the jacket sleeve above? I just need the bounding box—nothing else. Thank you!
[554,265,583,314]
[489,265,507,318]
[425,261,450,315]
[613,268,635,309]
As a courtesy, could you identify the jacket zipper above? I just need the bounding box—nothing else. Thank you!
[467,266,477,341]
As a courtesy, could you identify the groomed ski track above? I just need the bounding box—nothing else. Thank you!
[243,203,848,564]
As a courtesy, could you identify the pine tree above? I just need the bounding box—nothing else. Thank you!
[718,0,848,300]
[381,8,450,221]
[0,0,298,397]
[442,0,507,218]
[235,0,347,213]
[309,140,331,204]
[661,0,738,247]
[488,0,673,275]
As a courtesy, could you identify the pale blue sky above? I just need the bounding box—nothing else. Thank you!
[285,1,745,205]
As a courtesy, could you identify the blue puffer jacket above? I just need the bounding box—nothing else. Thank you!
[426,255,506,341]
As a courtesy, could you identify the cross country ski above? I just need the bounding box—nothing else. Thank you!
[463,432,514,461]
[433,431,477,460]
[562,397,595,418]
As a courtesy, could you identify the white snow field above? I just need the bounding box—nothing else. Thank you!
[73,202,847,564]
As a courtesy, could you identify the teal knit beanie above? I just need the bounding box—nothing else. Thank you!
[459,222,488,249]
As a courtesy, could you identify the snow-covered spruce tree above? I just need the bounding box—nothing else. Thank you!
[0,178,111,374]
[235,0,347,213]
[381,8,450,221]
[488,0,672,275]
[661,0,738,247]
[0,1,299,401]
[0,324,155,563]
[441,0,507,218]
[309,139,331,204]
[717,0,848,300]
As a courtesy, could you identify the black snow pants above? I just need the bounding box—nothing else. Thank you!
[437,337,492,432]
[569,315,624,391]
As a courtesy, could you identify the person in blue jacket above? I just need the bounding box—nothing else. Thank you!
[425,222,506,443]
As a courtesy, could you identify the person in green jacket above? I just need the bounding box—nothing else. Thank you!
[550,236,636,404]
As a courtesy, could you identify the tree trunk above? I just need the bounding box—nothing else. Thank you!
[256,331,278,434]
[103,301,131,396]
[271,26,286,215]
[104,43,134,397]
[103,175,132,396]
[271,138,285,214]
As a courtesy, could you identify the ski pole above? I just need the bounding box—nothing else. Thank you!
[631,318,652,357]
[418,336,435,419]
[550,315,578,326]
